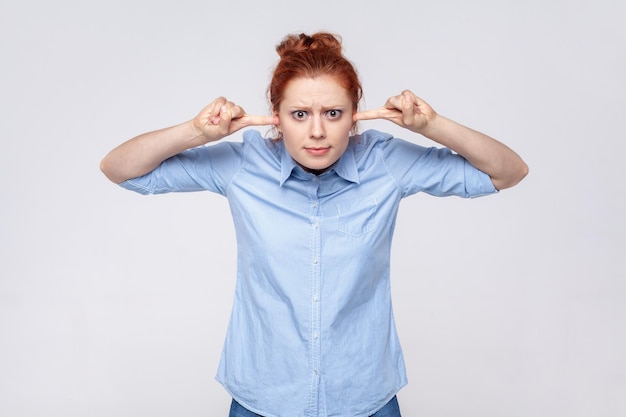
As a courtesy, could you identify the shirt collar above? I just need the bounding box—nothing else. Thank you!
[279,141,360,186]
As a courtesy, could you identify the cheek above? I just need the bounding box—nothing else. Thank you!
[280,127,301,153]
[277,113,292,130]
[279,123,297,139]
[334,118,354,136]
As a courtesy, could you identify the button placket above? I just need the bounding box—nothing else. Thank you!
[306,179,322,416]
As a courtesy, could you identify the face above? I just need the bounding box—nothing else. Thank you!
[276,75,354,174]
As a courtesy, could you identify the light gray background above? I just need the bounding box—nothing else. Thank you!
[1,0,624,416]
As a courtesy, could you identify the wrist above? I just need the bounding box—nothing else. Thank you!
[415,112,443,138]
[184,120,211,147]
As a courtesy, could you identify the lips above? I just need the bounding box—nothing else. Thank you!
[305,147,331,156]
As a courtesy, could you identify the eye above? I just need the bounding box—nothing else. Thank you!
[325,109,343,120]
[291,110,308,120]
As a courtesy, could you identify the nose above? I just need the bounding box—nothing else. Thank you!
[309,115,326,139]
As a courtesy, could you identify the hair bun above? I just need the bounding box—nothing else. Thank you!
[268,31,362,118]
[276,32,343,58]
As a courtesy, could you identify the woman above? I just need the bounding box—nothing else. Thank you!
[101,32,527,417]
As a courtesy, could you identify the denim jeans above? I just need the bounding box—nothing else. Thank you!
[229,395,401,417]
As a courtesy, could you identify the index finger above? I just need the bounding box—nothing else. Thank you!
[353,108,383,121]
[241,114,279,126]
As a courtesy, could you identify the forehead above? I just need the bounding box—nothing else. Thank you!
[281,75,351,107]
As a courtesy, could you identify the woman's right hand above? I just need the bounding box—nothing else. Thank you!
[193,97,278,143]
[101,97,277,184]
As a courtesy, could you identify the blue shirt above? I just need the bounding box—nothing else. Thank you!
[120,129,496,417]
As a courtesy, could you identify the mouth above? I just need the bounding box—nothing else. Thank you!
[305,147,331,156]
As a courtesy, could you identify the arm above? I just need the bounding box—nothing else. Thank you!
[354,91,528,190]
[100,97,278,184]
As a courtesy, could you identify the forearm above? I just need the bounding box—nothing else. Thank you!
[420,115,528,190]
[100,120,208,184]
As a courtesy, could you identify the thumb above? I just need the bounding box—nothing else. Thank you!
[218,105,232,134]
[402,94,415,125]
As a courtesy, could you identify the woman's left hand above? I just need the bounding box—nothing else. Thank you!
[353,89,528,190]
[353,90,437,134]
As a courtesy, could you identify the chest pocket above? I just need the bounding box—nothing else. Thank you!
[335,198,378,237]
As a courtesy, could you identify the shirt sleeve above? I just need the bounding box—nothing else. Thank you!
[380,136,497,198]
[119,141,244,196]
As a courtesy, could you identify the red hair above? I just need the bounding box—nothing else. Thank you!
[268,32,363,115]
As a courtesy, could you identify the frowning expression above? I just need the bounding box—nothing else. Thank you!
[277,75,354,174]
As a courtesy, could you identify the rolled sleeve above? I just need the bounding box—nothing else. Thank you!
[118,141,244,196]
[375,131,497,198]
[462,159,497,198]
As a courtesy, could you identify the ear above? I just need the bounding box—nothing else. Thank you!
[350,116,358,137]
[271,112,283,139]
[274,112,282,132]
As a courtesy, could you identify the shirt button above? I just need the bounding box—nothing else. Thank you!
[313,295,319,302]
[313,258,318,264]
[313,333,318,340]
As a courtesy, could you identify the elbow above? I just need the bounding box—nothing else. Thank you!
[515,160,530,186]
[494,160,529,191]
[99,155,125,184]
[520,161,530,181]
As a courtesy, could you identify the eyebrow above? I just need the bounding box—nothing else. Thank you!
[285,104,348,111]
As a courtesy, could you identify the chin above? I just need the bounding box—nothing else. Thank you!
[303,160,337,174]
